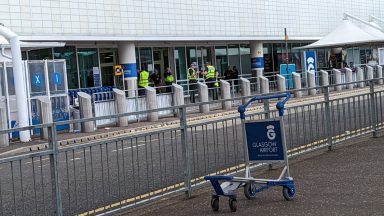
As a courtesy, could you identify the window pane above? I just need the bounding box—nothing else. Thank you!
[174,47,186,80]
[139,47,153,72]
[77,48,99,88]
[291,43,302,71]
[186,47,197,68]
[263,43,273,73]
[28,48,53,60]
[53,46,79,89]
[240,44,251,75]
[228,44,240,74]
[215,46,228,76]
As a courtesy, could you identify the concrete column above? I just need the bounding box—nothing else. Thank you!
[356,67,364,88]
[37,96,53,140]
[145,86,158,122]
[320,70,329,86]
[250,41,264,92]
[345,68,353,90]
[367,66,374,80]
[307,71,316,95]
[276,74,286,92]
[172,83,184,117]
[119,42,137,97]
[0,103,9,147]
[198,82,209,113]
[377,65,383,85]
[113,88,128,127]
[240,78,251,104]
[292,72,302,98]
[220,80,231,110]
[260,76,269,94]
[77,92,95,133]
[333,69,342,91]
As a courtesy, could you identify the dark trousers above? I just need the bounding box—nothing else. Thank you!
[138,86,146,96]
[206,79,218,100]
[189,81,197,103]
[165,82,173,93]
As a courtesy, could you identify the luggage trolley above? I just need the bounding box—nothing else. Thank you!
[204,93,295,212]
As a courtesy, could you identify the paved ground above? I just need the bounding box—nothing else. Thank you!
[123,135,384,216]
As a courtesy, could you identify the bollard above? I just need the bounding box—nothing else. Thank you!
[172,83,184,117]
[240,78,251,104]
[71,107,81,132]
[220,80,231,110]
[77,92,95,133]
[333,69,342,91]
[357,67,364,88]
[277,74,286,92]
[113,88,128,127]
[145,86,158,122]
[292,72,302,98]
[0,103,9,147]
[260,76,269,94]
[307,71,316,95]
[37,96,53,140]
[367,65,374,80]
[198,82,209,113]
[377,65,383,85]
[320,70,329,94]
[345,68,353,90]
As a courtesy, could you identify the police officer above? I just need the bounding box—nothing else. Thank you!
[164,67,174,93]
[138,66,149,96]
[188,63,197,103]
[204,62,218,100]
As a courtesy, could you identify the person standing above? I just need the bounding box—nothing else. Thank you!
[232,66,239,93]
[187,63,198,103]
[204,62,218,100]
[164,67,174,93]
[150,69,162,93]
[138,66,149,96]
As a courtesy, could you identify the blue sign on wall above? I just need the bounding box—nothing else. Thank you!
[251,57,264,69]
[52,72,62,85]
[32,73,44,87]
[123,63,137,78]
[304,51,316,73]
[245,120,285,161]
[280,64,296,89]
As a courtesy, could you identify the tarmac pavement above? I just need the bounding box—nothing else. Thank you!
[123,135,384,216]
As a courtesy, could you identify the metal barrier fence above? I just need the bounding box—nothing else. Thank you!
[0,79,383,215]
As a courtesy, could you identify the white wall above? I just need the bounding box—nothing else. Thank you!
[0,0,383,39]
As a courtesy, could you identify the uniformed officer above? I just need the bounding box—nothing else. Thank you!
[188,63,198,103]
[164,67,174,93]
[204,62,218,100]
[138,66,149,96]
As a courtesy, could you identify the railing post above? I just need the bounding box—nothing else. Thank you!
[323,86,333,150]
[48,124,63,216]
[369,80,377,138]
[179,106,192,198]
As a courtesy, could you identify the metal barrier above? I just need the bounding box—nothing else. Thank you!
[1,78,384,215]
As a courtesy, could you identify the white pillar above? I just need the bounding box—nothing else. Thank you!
[292,72,302,98]
[307,71,316,95]
[37,96,53,140]
[145,87,158,122]
[0,25,30,142]
[320,70,329,86]
[367,65,374,80]
[276,74,286,92]
[377,65,383,85]
[172,84,184,117]
[220,80,231,110]
[260,76,269,94]
[357,67,364,88]
[345,68,353,90]
[77,92,95,133]
[333,69,342,91]
[0,103,9,147]
[240,78,251,104]
[119,42,137,97]
[250,41,264,92]
[113,88,129,127]
[198,82,209,113]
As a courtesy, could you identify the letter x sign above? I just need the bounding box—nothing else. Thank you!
[33,73,43,87]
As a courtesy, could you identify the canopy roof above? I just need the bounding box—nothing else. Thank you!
[300,19,384,49]
[0,36,65,49]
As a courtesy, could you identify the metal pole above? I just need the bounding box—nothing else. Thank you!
[179,106,192,198]
[323,86,333,150]
[241,118,250,178]
[280,116,290,178]
[48,124,63,216]
[285,28,289,89]
[369,80,377,138]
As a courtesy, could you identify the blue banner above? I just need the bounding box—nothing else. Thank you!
[245,120,285,161]
[304,51,316,73]
[251,57,264,69]
[280,64,296,89]
[123,63,137,78]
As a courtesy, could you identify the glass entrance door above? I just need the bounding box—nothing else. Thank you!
[153,48,169,82]
[197,46,213,72]
[99,48,117,87]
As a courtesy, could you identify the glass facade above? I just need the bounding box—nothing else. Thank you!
[174,47,186,80]
[240,44,251,75]
[77,48,99,88]
[28,48,53,60]
[138,47,153,72]
[99,48,118,87]
[53,46,79,89]
[215,46,228,75]
[228,44,240,73]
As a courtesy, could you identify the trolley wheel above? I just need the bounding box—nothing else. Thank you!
[244,182,257,200]
[228,198,237,212]
[282,186,295,201]
[211,197,219,211]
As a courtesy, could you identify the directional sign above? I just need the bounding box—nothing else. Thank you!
[52,72,62,85]
[32,73,43,87]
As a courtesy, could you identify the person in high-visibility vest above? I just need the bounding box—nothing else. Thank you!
[138,67,149,96]
[204,62,218,100]
[164,67,174,93]
[188,63,198,103]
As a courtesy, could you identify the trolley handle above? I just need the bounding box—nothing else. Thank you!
[238,93,291,119]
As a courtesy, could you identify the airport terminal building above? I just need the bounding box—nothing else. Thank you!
[1,0,384,90]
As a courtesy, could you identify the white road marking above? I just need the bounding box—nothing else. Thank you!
[112,144,146,152]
